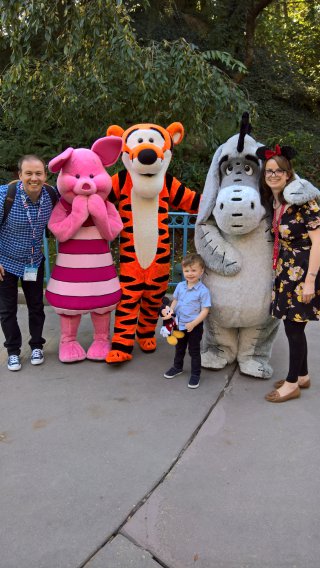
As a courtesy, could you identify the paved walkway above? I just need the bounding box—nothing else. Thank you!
[1,306,320,568]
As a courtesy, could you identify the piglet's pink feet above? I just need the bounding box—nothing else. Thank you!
[87,340,111,360]
[59,341,86,363]
[59,314,86,363]
[86,312,111,361]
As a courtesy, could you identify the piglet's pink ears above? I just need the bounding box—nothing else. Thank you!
[48,147,74,173]
[91,136,123,167]
[48,136,123,172]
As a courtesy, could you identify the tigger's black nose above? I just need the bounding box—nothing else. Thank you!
[138,149,158,165]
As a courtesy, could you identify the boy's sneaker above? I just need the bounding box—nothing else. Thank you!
[31,349,44,365]
[188,375,200,389]
[7,355,21,372]
[164,367,183,379]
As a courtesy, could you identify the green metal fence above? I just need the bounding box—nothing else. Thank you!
[43,212,197,287]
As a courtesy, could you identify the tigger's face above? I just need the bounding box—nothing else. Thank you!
[107,122,184,199]
[123,127,172,198]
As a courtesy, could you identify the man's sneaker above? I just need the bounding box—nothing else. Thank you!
[31,349,44,365]
[164,366,183,379]
[7,355,21,372]
[188,375,200,389]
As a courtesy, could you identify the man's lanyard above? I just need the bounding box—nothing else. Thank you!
[272,203,286,270]
[19,182,44,265]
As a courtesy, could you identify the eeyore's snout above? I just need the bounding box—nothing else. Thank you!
[213,185,265,235]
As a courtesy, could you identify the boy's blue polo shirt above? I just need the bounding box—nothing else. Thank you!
[173,279,211,330]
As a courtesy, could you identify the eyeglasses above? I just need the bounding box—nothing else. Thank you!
[265,168,287,177]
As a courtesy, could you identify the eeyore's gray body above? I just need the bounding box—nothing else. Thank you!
[195,128,319,378]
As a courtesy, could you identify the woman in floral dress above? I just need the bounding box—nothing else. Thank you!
[257,144,320,403]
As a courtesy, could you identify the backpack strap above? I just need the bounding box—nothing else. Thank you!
[2,182,18,225]
[43,184,59,238]
[43,183,59,209]
[1,182,58,226]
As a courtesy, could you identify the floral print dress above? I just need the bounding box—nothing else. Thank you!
[271,199,320,322]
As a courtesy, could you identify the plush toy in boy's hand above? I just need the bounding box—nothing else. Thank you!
[159,297,184,346]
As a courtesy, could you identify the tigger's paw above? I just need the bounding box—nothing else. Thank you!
[106,350,133,365]
[137,337,157,352]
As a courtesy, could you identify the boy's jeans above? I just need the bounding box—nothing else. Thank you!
[173,322,203,376]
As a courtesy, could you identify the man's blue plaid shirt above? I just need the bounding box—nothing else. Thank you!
[0,182,57,277]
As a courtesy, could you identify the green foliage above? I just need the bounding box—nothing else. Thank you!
[0,0,319,194]
[0,0,143,167]
[255,1,320,109]
[202,50,247,74]
[0,0,249,174]
[243,58,320,186]
[245,1,320,186]
[178,0,251,58]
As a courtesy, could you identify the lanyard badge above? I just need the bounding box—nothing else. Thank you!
[23,265,38,281]
[272,203,286,270]
[20,182,43,278]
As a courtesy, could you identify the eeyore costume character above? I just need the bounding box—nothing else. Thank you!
[195,113,319,378]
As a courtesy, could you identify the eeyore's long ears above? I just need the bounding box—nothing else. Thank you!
[237,111,252,153]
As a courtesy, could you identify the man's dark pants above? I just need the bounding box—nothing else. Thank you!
[173,322,203,377]
[0,259,45,355]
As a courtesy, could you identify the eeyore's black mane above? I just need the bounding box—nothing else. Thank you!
[237,111,252,153]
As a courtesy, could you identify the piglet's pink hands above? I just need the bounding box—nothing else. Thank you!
[88,194,123,241]
[48,196,89,242]
[71,195,90,219]
[87,194,105,218]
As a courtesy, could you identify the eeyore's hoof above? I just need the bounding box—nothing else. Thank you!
[239,360,273,379]
[201,350,228,370]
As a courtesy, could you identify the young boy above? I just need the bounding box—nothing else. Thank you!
[164,253,211,389]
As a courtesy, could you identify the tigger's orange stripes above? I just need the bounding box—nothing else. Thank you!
[108,171,199,357]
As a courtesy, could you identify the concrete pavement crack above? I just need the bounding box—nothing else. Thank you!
[79,364,237,568]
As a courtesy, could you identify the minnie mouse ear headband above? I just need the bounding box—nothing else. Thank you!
[256,144,297,161]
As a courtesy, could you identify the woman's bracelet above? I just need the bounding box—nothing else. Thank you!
[307,272,318,277]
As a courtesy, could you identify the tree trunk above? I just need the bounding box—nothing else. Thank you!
[234,0,274,83]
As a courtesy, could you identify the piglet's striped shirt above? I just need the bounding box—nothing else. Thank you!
[45,198,121,315]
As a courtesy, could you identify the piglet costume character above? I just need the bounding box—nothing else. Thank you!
[45,136,123,363]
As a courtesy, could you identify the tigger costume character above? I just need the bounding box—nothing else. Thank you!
[106,122,200,364]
